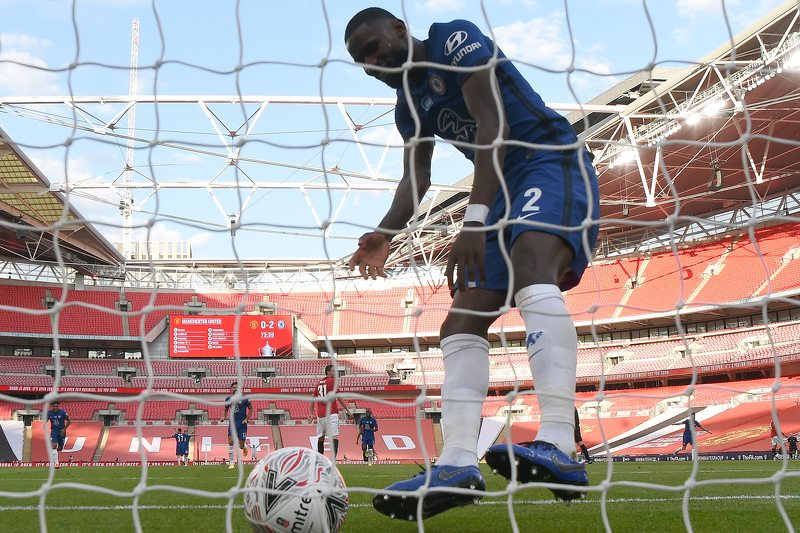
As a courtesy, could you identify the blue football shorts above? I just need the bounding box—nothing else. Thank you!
[479,147,600,293]
[50,432,65,447]
[229,424,247,443]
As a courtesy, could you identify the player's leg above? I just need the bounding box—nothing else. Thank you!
[485,149,597,502]
[577,439,592,463]
[50,437,60,468]
[316,416,327,455]
[372,293,499,520]
[329,413,341,461]
[236,427,248,463]
[485,231,588,501]
[241,428,248,458]
[362,442,368,463]
[227,429,236,468]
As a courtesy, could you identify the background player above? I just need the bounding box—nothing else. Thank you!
[345,7,599,519]
[674,413,711,455]
[787,433,798,460]
[770,419,787,459]
[574,408,592,464]
[308,364,352,462]
[166,427,195,465]
[357,407,379,465]
[221,382,253,469]
[46,401,70,469]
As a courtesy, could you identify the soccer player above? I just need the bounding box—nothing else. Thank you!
[574,408,592,464]
[770,419,787,459]
[221,382,253,469]
[787,433,798,460]
[357,408,379,465]
[166,427,195,465]
[674,413,711,455]
[46,401,71,469]
[345,8,599,519]
[307,364,352,462]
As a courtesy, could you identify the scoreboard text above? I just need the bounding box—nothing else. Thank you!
[169,315,293,358]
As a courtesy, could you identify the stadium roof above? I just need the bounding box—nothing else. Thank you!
[0,127,124,275]
[390,0,800,270]
[2,2,800,281]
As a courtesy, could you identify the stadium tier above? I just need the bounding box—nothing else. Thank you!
[0,223,799,339]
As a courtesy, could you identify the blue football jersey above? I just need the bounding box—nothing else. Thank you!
[48,409,69,433]
[225,396,251,425]
[360,416,378,436]
[174,433,189,446]
[394,19,579,174]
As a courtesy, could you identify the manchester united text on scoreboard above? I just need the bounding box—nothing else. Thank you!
[169,315,293,358]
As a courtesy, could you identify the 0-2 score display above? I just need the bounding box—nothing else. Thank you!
[170,315,293,358]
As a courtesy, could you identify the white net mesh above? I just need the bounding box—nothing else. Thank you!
[1,1,800,532]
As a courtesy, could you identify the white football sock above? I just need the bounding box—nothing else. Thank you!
[437,333,490,467]
[228,445,234,463]
[51,448,59,466]
[516,284,577,455]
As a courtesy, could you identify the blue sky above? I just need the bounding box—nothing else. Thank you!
[0,0,788,262]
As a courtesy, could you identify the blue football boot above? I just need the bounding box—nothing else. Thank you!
[485,441,588,503]
[372,464,486,520]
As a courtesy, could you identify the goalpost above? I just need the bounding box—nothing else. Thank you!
[1,1,800,532]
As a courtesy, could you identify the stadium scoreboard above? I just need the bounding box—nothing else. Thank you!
[169,315,293,358]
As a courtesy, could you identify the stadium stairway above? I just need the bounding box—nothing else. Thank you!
[93,427,111,462]
[612,256,650,319]
[432,422,444,458]
[23,426,32,462]
[271,426,283,450]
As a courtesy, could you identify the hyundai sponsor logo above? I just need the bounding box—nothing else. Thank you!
[444,31,468,55]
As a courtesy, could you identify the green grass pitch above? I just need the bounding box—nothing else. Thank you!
[2,461,799,532]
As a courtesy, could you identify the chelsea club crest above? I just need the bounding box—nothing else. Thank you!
[429,75,446,95]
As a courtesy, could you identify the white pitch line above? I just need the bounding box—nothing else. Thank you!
[2,494,799,512]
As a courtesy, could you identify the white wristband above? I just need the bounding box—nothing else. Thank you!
[464,204,490,225]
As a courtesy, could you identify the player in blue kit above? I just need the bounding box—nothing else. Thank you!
[221,382,253,469]
[674,413,711,456]
[346,8,599,520]
[357,408,379,465]
[166,427,195,465]
[47,401,71,469]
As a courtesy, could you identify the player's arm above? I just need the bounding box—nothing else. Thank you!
[307,398,316,423]
[220,404,230,422]
[446,67,509,292]
[244,402,254,425]
[338,397,352,418]
[357,420,362,443]
[349,139,433,280]
[61,414,71,435]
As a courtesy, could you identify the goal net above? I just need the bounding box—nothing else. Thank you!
[1,1,800,532]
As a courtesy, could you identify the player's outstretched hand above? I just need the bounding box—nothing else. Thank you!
[446,227,486,293]
[349,232,390,280]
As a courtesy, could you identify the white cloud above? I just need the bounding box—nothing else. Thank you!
[491,17,573,70]
[676,0,738,18]
[413,0,465,14]
[0,33,52,50]
[356,125,403,147]
[0,49,61,96]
